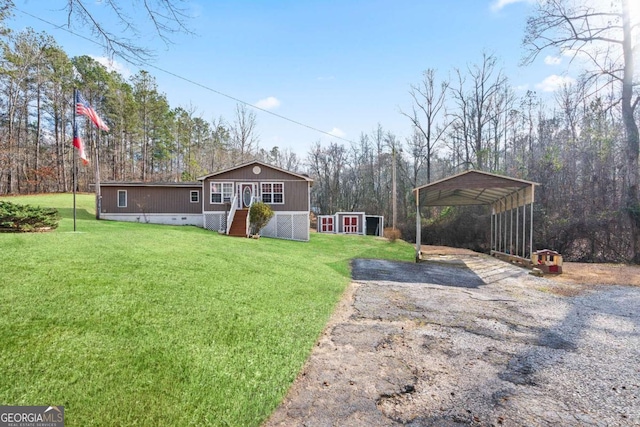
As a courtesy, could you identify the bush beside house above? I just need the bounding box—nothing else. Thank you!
[249,202,274,236]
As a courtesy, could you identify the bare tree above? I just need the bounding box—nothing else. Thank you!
[306,141,347,214]
[265,146,300,172]
[0,0,193,61]
[467,53,508,171]
[401,69,450,183]
[448,69,473,170]
[66,0,194,61]
[448,54,508,171]
[523,0,640,261]
[231,103,259,163]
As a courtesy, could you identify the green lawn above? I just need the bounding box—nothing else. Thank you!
[0,193,413,426]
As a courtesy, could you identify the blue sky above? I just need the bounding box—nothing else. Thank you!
[8,0,575,156]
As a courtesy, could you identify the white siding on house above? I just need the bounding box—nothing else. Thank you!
[101,213,203,227]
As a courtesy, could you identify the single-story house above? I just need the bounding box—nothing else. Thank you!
[100,160,313,241]
[317,212,384,236]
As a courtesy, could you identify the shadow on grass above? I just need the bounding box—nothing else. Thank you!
[57,208,94,220]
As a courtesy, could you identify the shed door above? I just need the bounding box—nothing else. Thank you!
[344,216,358,233]
[321,217,334,232]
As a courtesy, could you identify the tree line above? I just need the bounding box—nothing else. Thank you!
[0,28,295,193]
[1,0,639,263]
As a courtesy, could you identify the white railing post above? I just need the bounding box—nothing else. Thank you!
[226,195,238,235]
[245,206,251,237]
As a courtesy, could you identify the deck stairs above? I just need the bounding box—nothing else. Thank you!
[228,209,249,237]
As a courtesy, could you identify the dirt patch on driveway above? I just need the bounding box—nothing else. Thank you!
[420,245,640,288]
[265,254,640,426]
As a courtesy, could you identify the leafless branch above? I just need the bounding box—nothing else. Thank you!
[63,0,194,62]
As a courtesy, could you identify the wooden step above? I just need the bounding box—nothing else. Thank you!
[228,209,248,237]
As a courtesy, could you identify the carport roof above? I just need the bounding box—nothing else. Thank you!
[413,170,538,207]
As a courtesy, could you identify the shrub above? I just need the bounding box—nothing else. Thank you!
[249,202,274,235]
[384,227,402,242]
[0,201,61,232]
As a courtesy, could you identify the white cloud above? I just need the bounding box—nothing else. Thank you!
[90,56,132,78]
[490,0,534,12]
[535,74,576,92]
[255,96,281,110]
[328,127,345,138]
[514,83,530,91]
[544,55,562,65]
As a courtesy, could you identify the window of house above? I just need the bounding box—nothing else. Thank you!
[117,190,127,208]
[261,182,284,204]
[210,182,233,204]
[190,190,199,203]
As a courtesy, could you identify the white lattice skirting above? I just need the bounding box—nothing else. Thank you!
[203,212,226,232]
[260,212,309,241]
[203,211,308,241]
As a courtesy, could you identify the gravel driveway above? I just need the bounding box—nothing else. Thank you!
[265,254,640,426]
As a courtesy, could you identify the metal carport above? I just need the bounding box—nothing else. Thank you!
[413,170,538,262]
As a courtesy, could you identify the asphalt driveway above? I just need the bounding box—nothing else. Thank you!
[265,254,640,426]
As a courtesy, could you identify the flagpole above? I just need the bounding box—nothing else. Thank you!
[74,88,107,228]
[95,132,101,220]
[73,88,77,232]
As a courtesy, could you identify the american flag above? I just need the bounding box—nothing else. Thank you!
[73,122,89,164]
[75,90,109,132]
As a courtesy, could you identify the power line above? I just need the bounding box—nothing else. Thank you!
[14,6,356,145]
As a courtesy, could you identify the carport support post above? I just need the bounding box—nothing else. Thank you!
[510,194,514,255]
[515,191,520,258]
[496,202,499,252]
[493,207,496,252]
[499,200,503,253]
[490,205,494,253]
[529,185,535,259]
[523,190,527,258]
[415,189,421,262]
[504,198,508,254]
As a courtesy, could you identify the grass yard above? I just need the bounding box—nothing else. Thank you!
[0,193,413,426]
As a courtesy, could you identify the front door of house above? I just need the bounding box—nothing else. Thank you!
[240,183,255,208]
[344,216,358,233]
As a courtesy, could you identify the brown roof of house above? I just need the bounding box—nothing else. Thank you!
[100,182,201,187]
[196,160,313,182]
